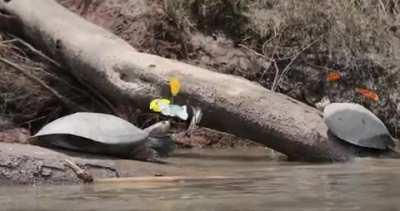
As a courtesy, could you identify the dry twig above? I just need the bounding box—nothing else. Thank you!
[0,57,88,111]
[271,61,280,91]
[64,159,94,183]
[7,34,62,68]
[238,44,273,62]
[271,38,322,92]
[238,44,274,83]
[5,35,116,114]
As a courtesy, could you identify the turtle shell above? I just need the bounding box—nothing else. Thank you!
[31,112,149,153]
[324,103,395,150]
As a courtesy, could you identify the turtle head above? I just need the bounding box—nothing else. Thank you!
[145,136,177,158]
[143,121,171,137]
[142,121,176,158]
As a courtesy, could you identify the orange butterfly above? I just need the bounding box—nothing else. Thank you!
[169,76,181,97]
[355,88,379,102]
[326,71,341,82]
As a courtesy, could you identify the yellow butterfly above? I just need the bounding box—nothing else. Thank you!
[169,77,181,97]
[149,98,171,112]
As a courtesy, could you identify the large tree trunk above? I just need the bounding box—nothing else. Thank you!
[0,0,388,161]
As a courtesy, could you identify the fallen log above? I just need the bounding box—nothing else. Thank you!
[0,0,392,161]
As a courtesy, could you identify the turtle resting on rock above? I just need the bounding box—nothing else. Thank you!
[30,112,176,162]
[323,103,396,151]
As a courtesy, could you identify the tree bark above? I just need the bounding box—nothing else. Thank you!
[0,0,389,161]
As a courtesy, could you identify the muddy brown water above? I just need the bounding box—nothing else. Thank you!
[1,148,400,211]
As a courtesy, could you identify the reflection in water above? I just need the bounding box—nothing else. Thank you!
[1,149,400,211]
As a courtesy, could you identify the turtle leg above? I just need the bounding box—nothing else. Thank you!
[145,136,176,157]
[129,143,166,164]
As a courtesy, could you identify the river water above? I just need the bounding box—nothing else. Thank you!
[1,148,400,211]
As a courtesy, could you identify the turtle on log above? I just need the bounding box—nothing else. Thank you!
[323,103,396,150]
[29,112,176,162]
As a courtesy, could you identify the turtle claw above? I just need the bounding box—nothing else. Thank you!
[145,148,169,164]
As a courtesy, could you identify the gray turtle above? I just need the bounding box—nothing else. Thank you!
[323,103,396,150]
[30,112,176,161]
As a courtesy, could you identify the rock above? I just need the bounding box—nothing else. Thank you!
[0,142,192,185]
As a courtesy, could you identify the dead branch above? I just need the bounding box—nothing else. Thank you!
[0,56,88,112]
[8,34,62,68]
[272,37,322,91]
[64,159,94,183]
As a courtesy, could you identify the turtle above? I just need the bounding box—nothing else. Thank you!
[323,102,396,150]
[29,112,176,161]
